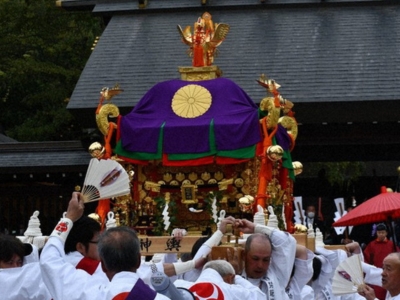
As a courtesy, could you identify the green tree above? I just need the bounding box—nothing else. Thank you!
[0,0,102,141]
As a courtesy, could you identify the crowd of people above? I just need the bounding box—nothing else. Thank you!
[1,192,400,300]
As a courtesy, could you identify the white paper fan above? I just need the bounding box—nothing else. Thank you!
[332,254,364,295]
[81,158,130,203]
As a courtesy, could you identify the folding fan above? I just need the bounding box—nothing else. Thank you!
[81,158,130,203]
[332,254,364,295]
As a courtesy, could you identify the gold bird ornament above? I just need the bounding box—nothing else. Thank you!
[178,12,230,67]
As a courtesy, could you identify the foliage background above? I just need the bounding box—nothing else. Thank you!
[0,0,103,141]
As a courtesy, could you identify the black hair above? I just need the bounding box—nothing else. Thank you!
[376,223,387,232]
[191,236,209,259]
[312,256,322,281]
[64,216,101,254]
[0,234,25,263]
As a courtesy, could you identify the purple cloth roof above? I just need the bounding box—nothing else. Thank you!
[120,78,261,154]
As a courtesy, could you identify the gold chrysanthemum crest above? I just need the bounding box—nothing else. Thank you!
[171,84,212,118]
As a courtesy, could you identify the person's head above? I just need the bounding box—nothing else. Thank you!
[98,226,141,280]
[306,205,316,219]
[0,234,25,268]
[382,252,400,296]
[243,233,272,279]
[376,223,388,242]
[203,259,235,284]
[64,216,101,260]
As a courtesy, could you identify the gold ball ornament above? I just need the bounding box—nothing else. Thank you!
[267,145,284,161]
[292,161,303,176]
[89,142,105,159]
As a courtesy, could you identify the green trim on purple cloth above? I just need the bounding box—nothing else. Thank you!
[115,119,257,161]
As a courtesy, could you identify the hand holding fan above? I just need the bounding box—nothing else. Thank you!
[332,254,365,295]
[81,158,130,203]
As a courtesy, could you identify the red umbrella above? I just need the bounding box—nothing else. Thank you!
[333,187,400,251]
[333,188,400,227]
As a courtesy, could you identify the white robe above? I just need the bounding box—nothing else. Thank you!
[40,236,169,300]
[65,249,167,289]
[65,251,109,283]
[286,248,314,300]
[0,262,52,300]
[301,285,315,300]
[174,267,266,300]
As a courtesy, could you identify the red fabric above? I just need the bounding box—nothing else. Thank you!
[363,238,397,267]
[76,257,100,275]
[256,118,278,208]
[113,293,129,300]
[215,157,250,165]
[162,154,214,166]
[96,199,111,231]
[104,122,115,159]
[116,115,122,142]
[369,285,387,300]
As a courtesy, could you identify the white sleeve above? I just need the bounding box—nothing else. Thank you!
[40,237,101,299]
[311,255,333,293]
[193,230,224,259]
[291,249,314,292]
[0,262,52,300]
[362,262,382,286]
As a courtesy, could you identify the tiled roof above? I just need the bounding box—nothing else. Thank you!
[0,141,91,173]
[67,1,400,128]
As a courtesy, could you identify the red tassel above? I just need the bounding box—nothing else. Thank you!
[96,199,111,230]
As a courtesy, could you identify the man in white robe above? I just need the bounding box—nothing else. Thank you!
[235,218,297,300]
[359,252,400,300]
